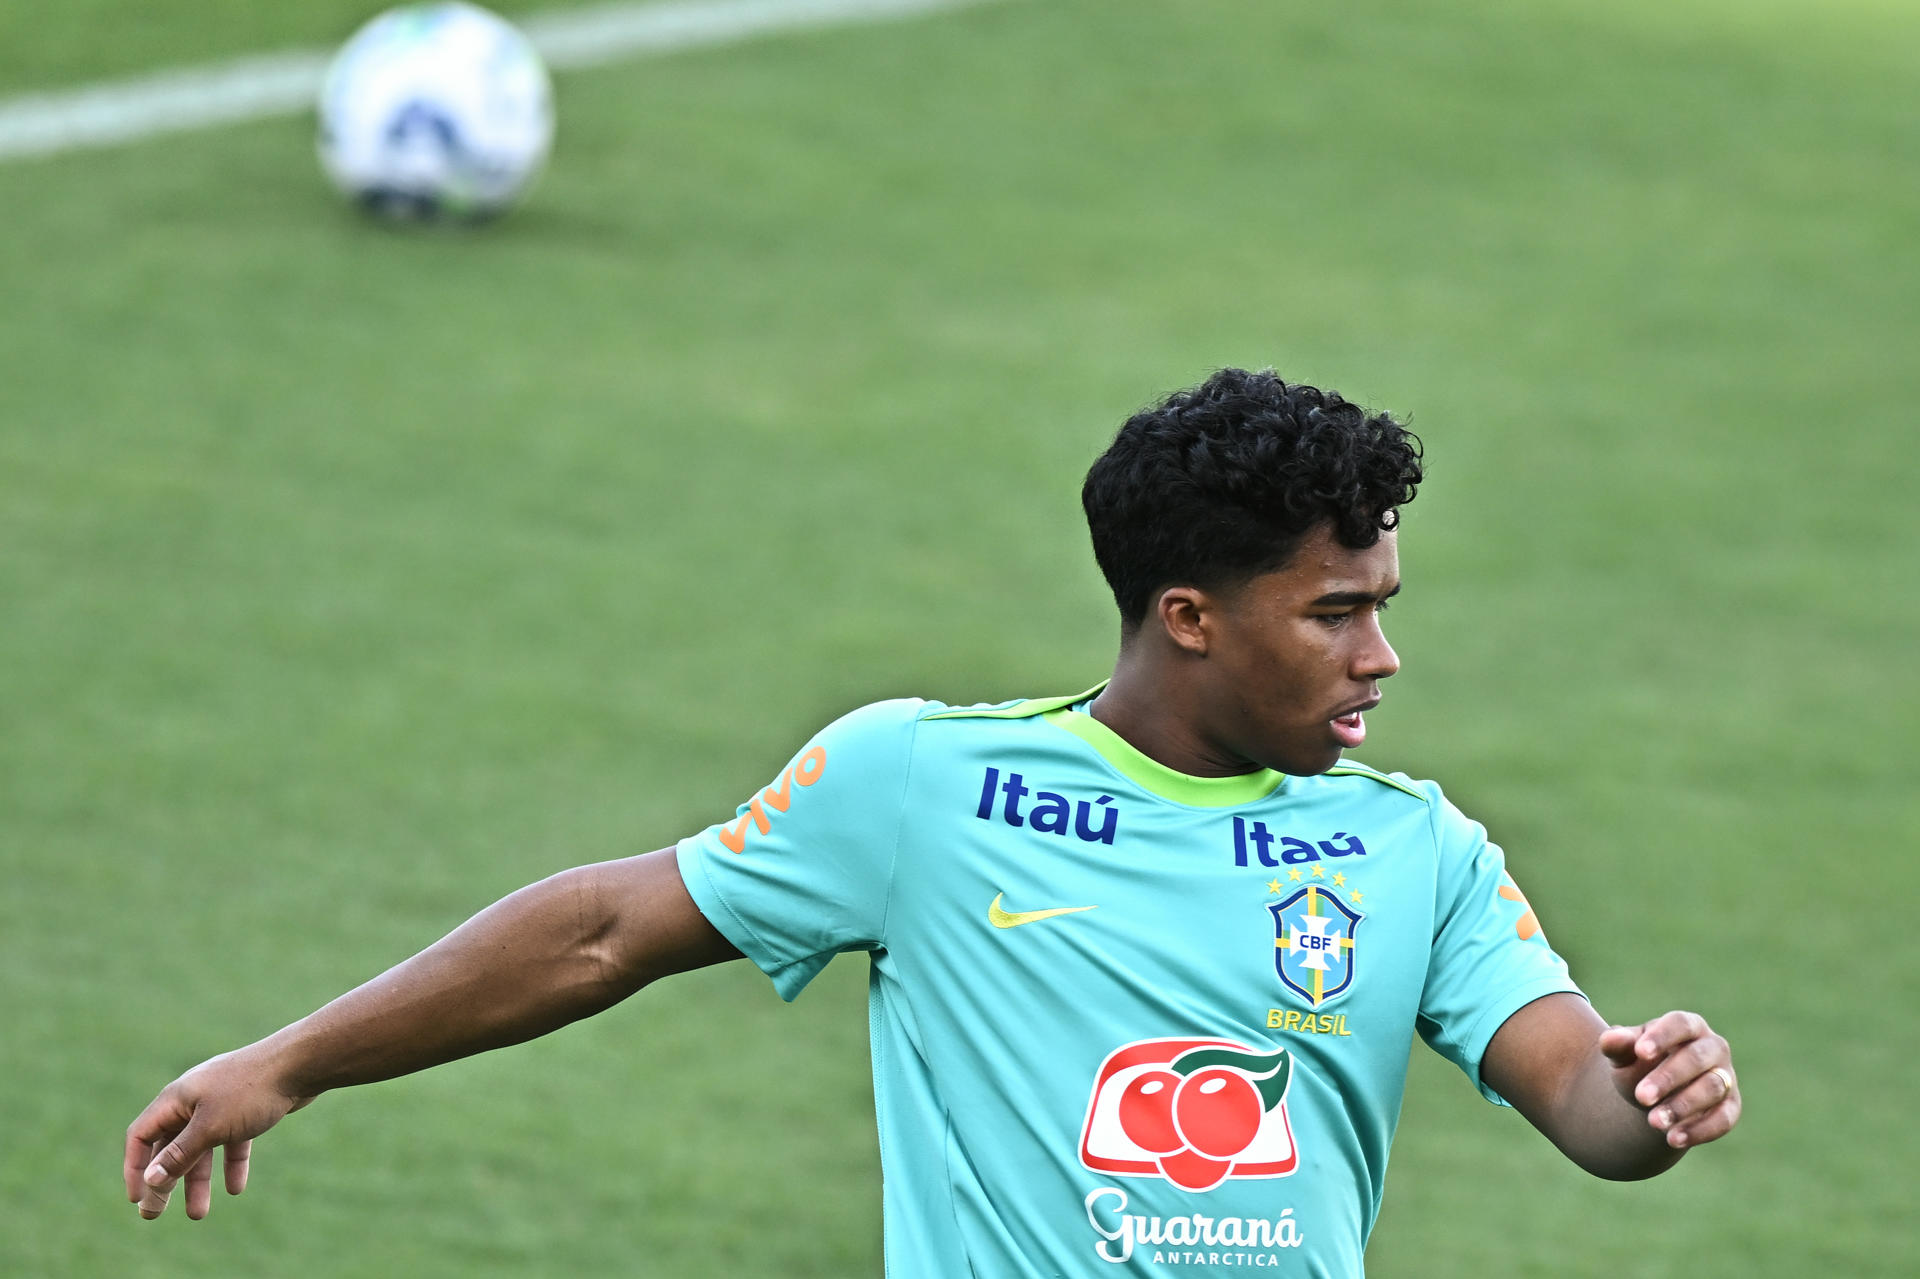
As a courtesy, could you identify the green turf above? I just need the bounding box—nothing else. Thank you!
[0,1,571,95]
[2,0,1915,1274]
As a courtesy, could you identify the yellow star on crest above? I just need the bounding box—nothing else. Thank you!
[1310,865,1325,879]
[1265,878,1283,894]
[1332,872,1347,887]
[1352,891,1364,904]
[1288,869,1303,882]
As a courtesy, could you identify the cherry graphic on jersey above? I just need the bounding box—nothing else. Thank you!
[1158,1146,1235,1191]
[1081,1041,1298,1192]
[1172,1067,1265,1159]
[1117,1069,1184,1154]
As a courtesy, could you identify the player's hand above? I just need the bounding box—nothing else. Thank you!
[1597,1011,1740,1151]
[123,1046,313,1221]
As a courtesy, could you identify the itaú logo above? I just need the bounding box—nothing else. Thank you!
[1079,1038,1298,1192]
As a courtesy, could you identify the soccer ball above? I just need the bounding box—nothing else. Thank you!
[317,3,554,220]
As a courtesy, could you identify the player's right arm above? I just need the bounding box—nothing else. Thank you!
[124,847,739,1221]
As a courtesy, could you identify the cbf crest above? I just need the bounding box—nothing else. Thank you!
[1270,886,1363,1007]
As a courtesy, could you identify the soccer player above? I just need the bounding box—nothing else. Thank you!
[125,369,1741,1274]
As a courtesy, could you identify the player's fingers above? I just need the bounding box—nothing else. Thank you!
[1596,1024,1645,1066]
[1647,1064,1735,1131]
[131,1122,183,1218]
[224,1139,252,1196]
[1633,1010,1709,1061]
[183,1151,214,1221]
[1633,1031,1728,1108]
[143,1112,213,1193]
[1670,1085,1743,1149]
[137,1170,175,1220]
[124,1130,155,1204]
[125,1093,191,1204]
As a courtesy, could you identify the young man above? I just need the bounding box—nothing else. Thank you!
[126,369,1741,1275]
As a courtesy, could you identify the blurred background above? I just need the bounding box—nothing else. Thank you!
[2,0,1915,1274]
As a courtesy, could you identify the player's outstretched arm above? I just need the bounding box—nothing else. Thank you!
[124,847,739,1221]
[1482,993,1741,1181]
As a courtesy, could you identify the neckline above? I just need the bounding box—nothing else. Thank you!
[1043,707,1287,808]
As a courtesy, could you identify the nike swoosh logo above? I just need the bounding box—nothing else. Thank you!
[988,892,1098,929]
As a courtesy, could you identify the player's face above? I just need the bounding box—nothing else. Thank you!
[1200,524,1401,777]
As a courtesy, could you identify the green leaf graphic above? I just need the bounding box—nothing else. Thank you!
[1170,1046,1292,1113]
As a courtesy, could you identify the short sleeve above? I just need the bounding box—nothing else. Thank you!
[676,699,921,1000]
[1415,787,1585,1104]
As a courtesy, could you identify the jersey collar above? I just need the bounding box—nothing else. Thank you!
[1043,683,1288,808]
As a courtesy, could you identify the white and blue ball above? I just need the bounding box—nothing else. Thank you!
[318,3,554,219]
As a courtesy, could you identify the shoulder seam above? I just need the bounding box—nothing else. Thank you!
[875,704,920,948]
[1323,764,1429,803]
[1426,787,1447,945]
[921,683,1107,722]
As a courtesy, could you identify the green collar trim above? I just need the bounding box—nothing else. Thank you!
[1042,707,1288,808]
[927,681,1288,807]
[1323,763,1429,802]
[923,683,1110,721]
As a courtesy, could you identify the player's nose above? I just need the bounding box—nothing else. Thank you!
[1356,619,1399,680]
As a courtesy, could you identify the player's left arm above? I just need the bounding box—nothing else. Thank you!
[1483,993,1742,1180]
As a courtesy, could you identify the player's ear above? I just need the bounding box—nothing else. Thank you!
[1156,586,1211,656]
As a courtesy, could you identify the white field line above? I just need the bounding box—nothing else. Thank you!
[0,0,993,162]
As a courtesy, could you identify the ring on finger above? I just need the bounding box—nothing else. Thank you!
[1709,1066,1734,1098]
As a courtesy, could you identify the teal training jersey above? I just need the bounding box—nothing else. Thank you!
[676,689,1582,1278]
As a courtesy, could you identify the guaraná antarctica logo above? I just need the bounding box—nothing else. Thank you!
[1080,1038,1299,1192]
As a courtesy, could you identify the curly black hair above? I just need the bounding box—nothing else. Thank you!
[1082,368,1424,629]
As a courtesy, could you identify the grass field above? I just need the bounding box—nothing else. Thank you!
[2,0,1916,1274]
